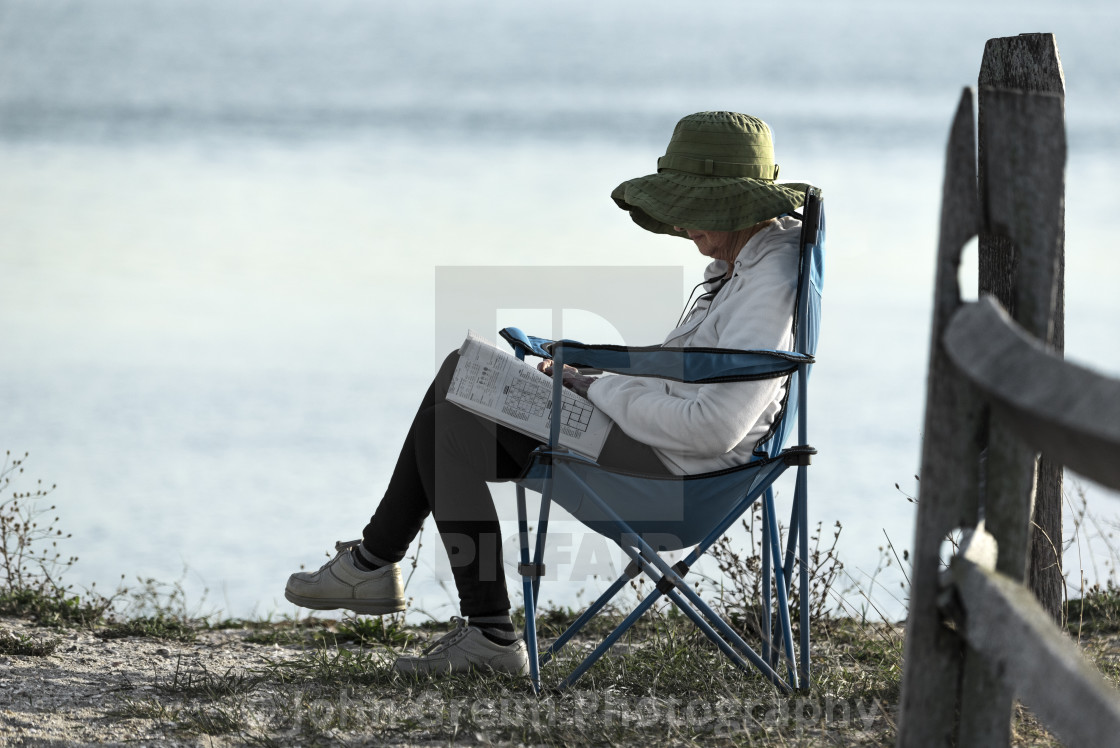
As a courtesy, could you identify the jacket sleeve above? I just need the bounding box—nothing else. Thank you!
[586,237,798,458]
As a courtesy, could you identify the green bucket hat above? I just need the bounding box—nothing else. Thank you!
[611,111,812,237]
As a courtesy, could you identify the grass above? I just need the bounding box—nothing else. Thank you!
[0,586,110,627]
[810,618,903,705]
[177,703,245,736]
[260,639,394,689]
[95,614,198,642]
[242,613,412,648]
[160,657,266,700]
[243,607,901,746]
[109,697,180,721]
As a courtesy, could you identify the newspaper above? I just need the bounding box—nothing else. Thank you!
[445,329,612,459]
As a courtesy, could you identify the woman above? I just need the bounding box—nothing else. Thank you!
[285,111,813,676]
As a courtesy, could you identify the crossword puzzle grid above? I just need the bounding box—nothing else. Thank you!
[501,379,592,433]
[501,379,549,421]
[559,390,592,432]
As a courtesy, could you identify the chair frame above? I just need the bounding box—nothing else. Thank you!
[505,188,822,694]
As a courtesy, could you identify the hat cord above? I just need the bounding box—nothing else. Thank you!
[675,275,730,329]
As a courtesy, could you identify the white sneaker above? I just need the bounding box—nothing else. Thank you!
[393,617,530,676]
[285,539,405,615]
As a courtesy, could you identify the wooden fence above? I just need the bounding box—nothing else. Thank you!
[896,34,1120,747]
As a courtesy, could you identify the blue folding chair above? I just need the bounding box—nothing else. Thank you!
[501,187,823,694]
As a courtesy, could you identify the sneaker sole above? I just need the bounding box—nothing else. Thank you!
[393,661,530,677]
[284,589,406,615]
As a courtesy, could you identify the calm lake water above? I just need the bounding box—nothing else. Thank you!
[2,0,1118,621]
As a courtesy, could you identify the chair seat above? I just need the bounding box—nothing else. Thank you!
[515,450,790,550]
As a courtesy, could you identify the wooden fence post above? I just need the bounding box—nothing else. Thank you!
[978,33,1066,622]
[957,81,1066,746]
[896,89,984,748]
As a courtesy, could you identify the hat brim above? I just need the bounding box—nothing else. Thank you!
[612,171,812,237]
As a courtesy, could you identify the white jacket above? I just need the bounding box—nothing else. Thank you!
[587,216,801,475]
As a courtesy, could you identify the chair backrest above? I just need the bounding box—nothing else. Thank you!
[757,187,824,459]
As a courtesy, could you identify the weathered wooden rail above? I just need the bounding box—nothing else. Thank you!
[897,34,1120,748]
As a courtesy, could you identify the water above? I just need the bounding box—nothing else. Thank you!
[2,0,1118,621]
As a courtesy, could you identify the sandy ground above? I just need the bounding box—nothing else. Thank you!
[0,613,910,747]
[0,616,312,747]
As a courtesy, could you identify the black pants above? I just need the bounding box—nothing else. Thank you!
[361,351,671,617]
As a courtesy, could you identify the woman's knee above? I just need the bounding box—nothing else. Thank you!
[433,349,461,391]
[439,349,460,373]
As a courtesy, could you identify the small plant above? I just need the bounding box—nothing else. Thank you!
[0,451,119,626]
[160,657,263,699]
[707,503,845,639]
[176,704,244,736]
[0,628,60,656]
[119,570,209,622]
[0,585,113,627]
[0,451,72,595]
[108,697,179,722]
[1065,581,1120,637]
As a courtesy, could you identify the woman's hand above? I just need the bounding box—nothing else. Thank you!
[537,359,596,398]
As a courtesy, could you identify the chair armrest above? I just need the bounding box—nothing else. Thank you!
[546,341,813,384]
[500,327,602,373]
[500,328,812,382]
[544,342,815,382]
[499,327,554,359]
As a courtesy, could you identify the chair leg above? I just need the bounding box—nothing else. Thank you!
[779,471,812,687]
[782,492,799,596]
[663,587,789,692]
[764,488,799,688]
[516,485,541,694]
[522,574,541,693]
[629,547,792,693]
[559,581,664,690]
[797,465,811,686]
[555,564,792,693]
[531,489,553,604]
[780,487,809,688]
[762,497,774,666]
[541,572,631,667]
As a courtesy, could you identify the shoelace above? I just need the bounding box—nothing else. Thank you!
[309,539,361,573]
[419,617,471,656]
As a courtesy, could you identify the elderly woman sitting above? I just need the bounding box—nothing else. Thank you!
[285,111,813,676]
